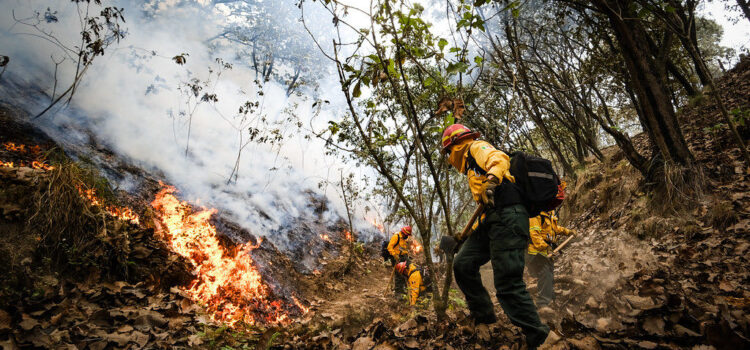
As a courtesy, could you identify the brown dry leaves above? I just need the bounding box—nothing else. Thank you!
[0,280,203,349]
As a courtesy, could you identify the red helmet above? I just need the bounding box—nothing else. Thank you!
[441,124,480,153]
[395,261,408,275]
[400,226,412,237]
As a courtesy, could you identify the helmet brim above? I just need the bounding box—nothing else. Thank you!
[442,131,480,152]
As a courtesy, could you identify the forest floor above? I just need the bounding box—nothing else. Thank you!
[1,61,749,350]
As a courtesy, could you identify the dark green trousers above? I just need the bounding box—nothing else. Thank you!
[453,204,549,348]
[526,253,554,307]
[391,256,407,295]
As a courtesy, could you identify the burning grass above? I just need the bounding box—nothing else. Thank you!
[1,142,55,170]
[26,161,139,277]
[151,183,303,327]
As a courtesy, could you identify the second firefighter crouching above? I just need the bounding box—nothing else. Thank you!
[388,226,412,295]
[395,262,431,305]
[526,211,576,308]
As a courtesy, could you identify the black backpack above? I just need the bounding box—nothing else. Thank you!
[409,266,432,289]
[509,152,565,217]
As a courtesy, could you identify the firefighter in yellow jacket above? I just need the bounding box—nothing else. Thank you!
[442,124,549,348]
[527,211,576,308]
[395,261,427,305]
[388,226,412,294]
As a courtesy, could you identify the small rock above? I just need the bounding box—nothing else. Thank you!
[624,295,658,310]
[476,324,491,342]
[642,316,665,336]
[585,296,599,309]
[595,318,611,333]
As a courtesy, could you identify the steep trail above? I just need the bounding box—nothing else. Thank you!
[535,58,750,349]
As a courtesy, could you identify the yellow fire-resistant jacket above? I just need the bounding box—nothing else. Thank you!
[387,232,409,260]
[406,264,425,305]
[447,139,516,230]
[528,212,574,256]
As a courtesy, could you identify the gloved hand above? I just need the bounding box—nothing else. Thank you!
[479,176,500,207]
[549,241,559,251]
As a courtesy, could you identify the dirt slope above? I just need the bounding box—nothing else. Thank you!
[542,58,750,349]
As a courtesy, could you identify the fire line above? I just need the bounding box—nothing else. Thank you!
[150,183,303,326]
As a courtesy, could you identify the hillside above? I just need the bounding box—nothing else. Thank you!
[1,46,749,350]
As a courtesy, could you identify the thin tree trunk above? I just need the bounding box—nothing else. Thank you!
[739,0,750,24]
[506,23,576,177]
[591,0,694,167]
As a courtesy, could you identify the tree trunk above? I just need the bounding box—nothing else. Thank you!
[591,0,694,167]
[737,0,750,25]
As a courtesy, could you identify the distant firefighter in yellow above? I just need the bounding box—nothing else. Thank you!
[395,262,430,305]
[387,226,412,295]
[527,211,576,308]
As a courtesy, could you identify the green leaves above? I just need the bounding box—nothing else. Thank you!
[352,80,362,98]
[438,38,448,51]
[446,61,469,75]
[327,121,340,135]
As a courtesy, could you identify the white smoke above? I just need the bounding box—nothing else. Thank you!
[0,0,384,247]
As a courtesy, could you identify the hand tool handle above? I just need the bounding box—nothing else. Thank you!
[549,234,575,256]
[455,204,485,242]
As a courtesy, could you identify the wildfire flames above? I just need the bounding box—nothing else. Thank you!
[1,142,55,170]
[411,240,423,255]
[320,234,332,243]
[344,230,353,241]
[151,183,303,326]
[77,186,141,225]
[3,142,309,326]
[367,217,385,233]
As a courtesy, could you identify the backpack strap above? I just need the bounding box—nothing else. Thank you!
[464,144,488,176]
[408,266,421,279]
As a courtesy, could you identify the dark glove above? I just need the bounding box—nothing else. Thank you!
[548,241,559,250]
[479,176,500,207]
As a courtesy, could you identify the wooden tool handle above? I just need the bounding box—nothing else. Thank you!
[455,204,485,242]
[550,234,575,256]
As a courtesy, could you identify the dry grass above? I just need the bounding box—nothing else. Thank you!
[27,161,132,277]
[706,198,739,230]
[648,161,708,215]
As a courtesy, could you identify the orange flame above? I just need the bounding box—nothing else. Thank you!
[151,183,301,326]
[320,234,332,243]
[3,142,26,153]
[411,240,423,255]
[76,185,140,225]
[31,161,55,171]
[291,296,310,314]
[1,142,54,170]
[367,217,385,233]
[344,230,353,241]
